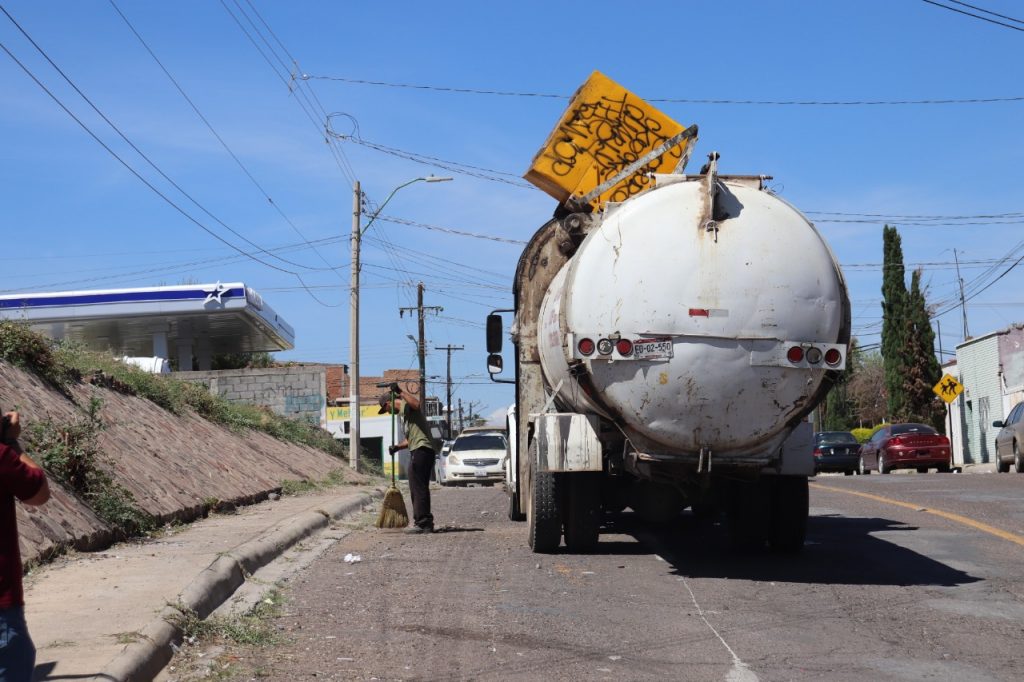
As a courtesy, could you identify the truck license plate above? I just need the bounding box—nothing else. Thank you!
[634,338,673,360]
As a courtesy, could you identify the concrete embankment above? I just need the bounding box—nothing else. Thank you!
[1,361,369,564]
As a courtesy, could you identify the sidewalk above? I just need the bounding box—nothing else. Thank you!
[24,485,382,682]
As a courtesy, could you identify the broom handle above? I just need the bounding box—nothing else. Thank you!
[390,387,397,487]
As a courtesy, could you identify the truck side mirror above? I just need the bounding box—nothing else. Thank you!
[487,354,504,375]
[486,313,503,353]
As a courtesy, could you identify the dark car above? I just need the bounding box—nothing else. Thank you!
[992,401,1024,473]
[813,431,861,475]
[858,423,952,474]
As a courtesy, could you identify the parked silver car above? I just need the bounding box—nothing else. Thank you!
[993,401,1024,473]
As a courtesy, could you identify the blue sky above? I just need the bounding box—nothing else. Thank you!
[2,1,1022,421]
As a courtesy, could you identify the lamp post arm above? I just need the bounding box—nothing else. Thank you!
[360,177,423,238]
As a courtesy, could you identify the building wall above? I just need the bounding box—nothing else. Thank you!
[957,334,1002,464]
[338,368,421,405]
[174,366,327,426]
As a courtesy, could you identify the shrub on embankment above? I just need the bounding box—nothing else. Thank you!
[0,320,361,558]
[0,320,344,457]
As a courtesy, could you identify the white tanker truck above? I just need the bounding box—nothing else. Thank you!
[487,153,851,554]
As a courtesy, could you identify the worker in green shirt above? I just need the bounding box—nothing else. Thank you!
[379,382,439,533]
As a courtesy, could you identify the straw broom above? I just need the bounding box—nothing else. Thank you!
[376,386,408,528]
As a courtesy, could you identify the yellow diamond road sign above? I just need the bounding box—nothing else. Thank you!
[933,374,964,403]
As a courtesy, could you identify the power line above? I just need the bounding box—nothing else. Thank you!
[219,0,358,186]
[0,37,285,276]
[107,0,342,278]
[944,0,1024,24]
[306,74,1024,105]
[0,6,341,308]
[919,0,1024,32]
[0,5,327,274]
[325,115,535,189]
[375,215,528,245]
[807,210,1024,220]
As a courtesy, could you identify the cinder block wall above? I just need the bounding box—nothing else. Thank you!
[175,366,327,425]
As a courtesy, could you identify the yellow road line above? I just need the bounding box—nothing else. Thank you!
[810,482,1024,548]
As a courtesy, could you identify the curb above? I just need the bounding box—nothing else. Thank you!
[100,489,381,682]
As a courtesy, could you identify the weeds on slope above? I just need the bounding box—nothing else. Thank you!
[28,398,156,537]
[0,321,345,457]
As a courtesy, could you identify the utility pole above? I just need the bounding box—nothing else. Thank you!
[458,398,463,434]
[399,282,442,404]
[348,181,361,470]
[435,344,463,439]
[349,177,452,471]
[953,248,969,341]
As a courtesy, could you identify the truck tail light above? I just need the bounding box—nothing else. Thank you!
[787,346,804,363]
[616,339,634,356]
[806,347,823,364]
[825,348,842,366]
[577,338,595,356]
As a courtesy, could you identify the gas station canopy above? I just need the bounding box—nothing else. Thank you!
[0,282,294,370]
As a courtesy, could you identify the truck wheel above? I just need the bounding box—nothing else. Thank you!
[690,501,718,521]
[768,476,808,554]
[563,473,601,552]
[726,479,769,550]
[508,484,525,521]
[527,442,561,553]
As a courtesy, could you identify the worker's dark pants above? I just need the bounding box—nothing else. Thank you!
[409,447,435,530]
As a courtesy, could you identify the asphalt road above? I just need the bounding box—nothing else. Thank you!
[218,474,1024,681]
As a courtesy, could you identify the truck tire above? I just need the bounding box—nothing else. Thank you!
[726,479,769,550]
[563,473,601,552]
[768,475,808,554]
[507,484,525,521]
[527,442,561,553]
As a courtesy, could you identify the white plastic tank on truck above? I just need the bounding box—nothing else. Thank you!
[486,72,850,553]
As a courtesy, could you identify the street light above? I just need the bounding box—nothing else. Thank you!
[348,176,452,470]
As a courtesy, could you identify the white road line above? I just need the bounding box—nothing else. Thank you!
[678,575,759,682]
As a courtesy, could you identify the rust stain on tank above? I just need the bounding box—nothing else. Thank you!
[658,372,669,385]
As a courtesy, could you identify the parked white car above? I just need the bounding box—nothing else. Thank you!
[443,429,507,486]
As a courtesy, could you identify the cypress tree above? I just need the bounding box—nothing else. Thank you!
[880,225,909,420]
[903,269,943,428]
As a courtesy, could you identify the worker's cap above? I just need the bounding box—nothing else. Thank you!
[377,393,392,414]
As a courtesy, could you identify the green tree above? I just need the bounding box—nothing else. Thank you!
[880,225,909,420]
[211,351,275,370]
[903,269,944,429]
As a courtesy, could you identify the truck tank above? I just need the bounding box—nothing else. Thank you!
[491,162,851,555]
[536,174,850,460]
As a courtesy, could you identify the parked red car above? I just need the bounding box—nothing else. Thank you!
[858,423,952,474]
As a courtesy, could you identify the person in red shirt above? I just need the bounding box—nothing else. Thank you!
[0,412,49,682]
